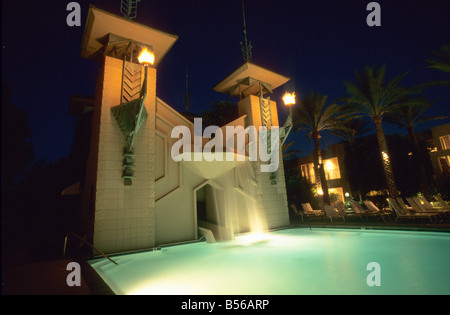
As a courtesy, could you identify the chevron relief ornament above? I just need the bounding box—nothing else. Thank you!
[111,60,148,185]
[261,98,272,128]
[122,62,142,103]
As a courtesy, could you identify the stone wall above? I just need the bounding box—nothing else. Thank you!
[82,56,157,254]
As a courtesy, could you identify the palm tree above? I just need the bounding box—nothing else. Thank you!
[331,118,371,147]
[341,64,419,198]
[426,44,450,75]
[282,140,302,160]
[420,43,450,87]
[293,91,348,204]
[385,97,448,192]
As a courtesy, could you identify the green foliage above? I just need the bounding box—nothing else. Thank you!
[384,97,447,133]
[426,43,450,74]
[293,91,349,139]
[330,118,371,146]
[329,192,341,204]
[341,64,419,119]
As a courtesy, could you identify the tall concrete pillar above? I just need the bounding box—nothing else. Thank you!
[213,62,291,229]
[79,6,177,254]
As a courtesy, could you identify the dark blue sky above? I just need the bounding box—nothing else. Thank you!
[2,0,450,162]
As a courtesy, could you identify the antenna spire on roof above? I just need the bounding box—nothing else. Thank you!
[240,0,253,62]
[121,0,141,20]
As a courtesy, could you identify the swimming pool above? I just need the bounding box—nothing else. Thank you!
[89,228,450,295]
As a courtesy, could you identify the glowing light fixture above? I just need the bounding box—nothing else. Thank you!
[382,151,390,163]
[282,92,296,106]
[138,47,155,66]
[280,91,296,147]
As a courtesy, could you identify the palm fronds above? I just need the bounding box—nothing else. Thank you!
[341,65,418,118]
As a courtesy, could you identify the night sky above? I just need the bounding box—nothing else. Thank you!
[2,0,450,162]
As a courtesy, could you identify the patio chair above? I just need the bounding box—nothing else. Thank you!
[407,197,450,219]
[433,195,450,210]
[363,200,392,222]
[323,204,345,223]
[290,204,304,222]
[334,201,361,221]
[387,198,409,222]
[347,201,366,221]
[412,196,450,219]
[334,201,347,215]
[395,197,413,211]
[413,196,449,211]
[301,203,324,216]
[387,198,440,223]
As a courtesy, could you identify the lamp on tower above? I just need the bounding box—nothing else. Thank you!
[280,92,296,147]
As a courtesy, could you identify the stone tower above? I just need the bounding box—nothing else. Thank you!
[213,62,291,229]
[79,6,177,254]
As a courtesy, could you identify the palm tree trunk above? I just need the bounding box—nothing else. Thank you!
[313,134,330,204]
[373,116,399,197]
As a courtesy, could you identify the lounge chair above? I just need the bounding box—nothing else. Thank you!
[406,197,450,219]
[301,203,324,216]
[323,204,345,222]
[433,195,450,210]
[413,196,449,211]
[387,198,440,223]
[363,200,392,222]
[397,197,442,222]
[413,196,450,219]
[347,201,367,221]
[290,204,304,222]
[291,203,324,222]
[334,201,348,215]
[395,197,413,211]
[387,198,409,222]
[334,201,362,221]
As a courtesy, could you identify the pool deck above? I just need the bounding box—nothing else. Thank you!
[290,213,450,232]
[2,258,115,295]
[3,219,449,295]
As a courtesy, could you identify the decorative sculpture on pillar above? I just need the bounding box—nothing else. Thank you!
[111,46,155,185]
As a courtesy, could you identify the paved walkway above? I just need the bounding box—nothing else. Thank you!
[290,215,450,232]
[2,258,92,295]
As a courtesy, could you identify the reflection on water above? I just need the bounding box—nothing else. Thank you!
[90,228,450,295]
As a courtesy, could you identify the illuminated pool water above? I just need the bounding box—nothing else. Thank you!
[89,228,450,295]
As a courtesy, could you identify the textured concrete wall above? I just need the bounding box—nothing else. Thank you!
[258,156,290,229]
[238,95,279,128]
[238,95,290,230]
[84,56,156,254]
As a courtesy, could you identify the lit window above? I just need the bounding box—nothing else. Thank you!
[323,157,341,180]
[438,156,450,177]
[439,135,450,150]
[301,163,315,183]
[329,187,344,202]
